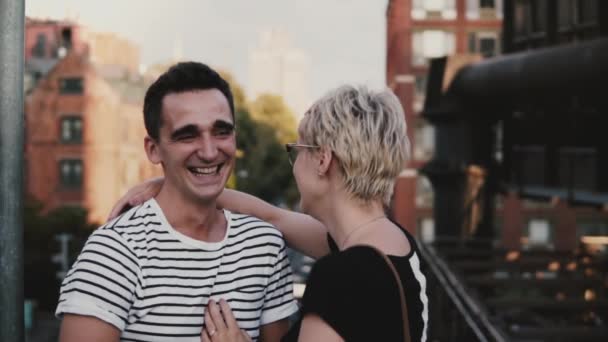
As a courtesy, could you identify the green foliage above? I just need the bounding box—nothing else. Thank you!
[235,110,299,206]
[219,73,300,207]
[250,94,298,144]
[24,200,94,310]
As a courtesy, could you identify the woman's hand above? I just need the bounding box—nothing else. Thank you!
[107,177,164,220]
[201,299,252,342]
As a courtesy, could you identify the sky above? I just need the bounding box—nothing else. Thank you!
[26,0,388,100]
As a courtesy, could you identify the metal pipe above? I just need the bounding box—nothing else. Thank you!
[449,37,608,103]
[0,0,25,341]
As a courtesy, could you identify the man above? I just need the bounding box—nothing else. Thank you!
[56,62,298,342]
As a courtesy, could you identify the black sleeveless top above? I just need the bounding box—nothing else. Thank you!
[281,224,428,341]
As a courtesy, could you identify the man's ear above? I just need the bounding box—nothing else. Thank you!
[317,146,333,176]
[144,136,162,165]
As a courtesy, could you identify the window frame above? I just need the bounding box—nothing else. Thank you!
[58,77,84,95]
[58,159,83,189]
[468,31,500,57]
[523,218,554,248]
[412,29,457,66]
[59,116,83,144]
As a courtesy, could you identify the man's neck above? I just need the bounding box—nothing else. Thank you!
[154,186,226,242]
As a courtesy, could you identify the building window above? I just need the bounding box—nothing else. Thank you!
[558,0,575,28]
[514,0,530,36]
[412,30,456,66]
[557,0,599,28]
[513,145,545,187]
[531,0,548,33]
[494,121,503,163]
[480,0,495,9]
[59,77,84,94]
[415,74,428,98]
[61,28,73,50]
[524,218,553,247]
[414,121,435,161]
[416,176,434,208]
[414,75,428,112]
[556,0,599,41]
[60,117,83,143]
[468,31,500,57]
[418,218,435,243]
[59,159,83,188]
[467,0,502,19]
[577,218,608,237]
[479,37,497,57]
[578,0,599,25]
[412,0,457,20]
[558,147,597,192]
[32,33,47,58]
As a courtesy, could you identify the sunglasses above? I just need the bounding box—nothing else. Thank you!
[285,143,320,166]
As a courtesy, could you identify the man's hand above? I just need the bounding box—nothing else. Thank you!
[201,299,252,342]
[108,177,164,220]
[59,314,120,342]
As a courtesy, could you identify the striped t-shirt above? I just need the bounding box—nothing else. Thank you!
[56,199,298,341]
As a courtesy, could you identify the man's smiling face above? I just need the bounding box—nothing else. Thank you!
[145,89,236,204]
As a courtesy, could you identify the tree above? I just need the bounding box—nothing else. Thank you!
[218,70,248,189]
[250,94,298,144]
[24,200,94,310]
[217,73,299,206]
[234,110,299,206]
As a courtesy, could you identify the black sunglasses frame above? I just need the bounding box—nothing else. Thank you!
[285,143,320,166]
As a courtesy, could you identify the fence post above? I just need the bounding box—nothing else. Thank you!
[0,0,25,341]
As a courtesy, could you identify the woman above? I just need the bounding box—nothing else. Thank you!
[111,85,428,341]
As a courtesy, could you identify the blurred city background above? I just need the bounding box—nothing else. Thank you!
[4,0,608,341]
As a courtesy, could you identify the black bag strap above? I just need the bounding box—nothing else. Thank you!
[369,246,412,342]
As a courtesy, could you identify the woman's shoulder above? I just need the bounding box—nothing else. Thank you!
[303,247,400,306]
[309,246,393,283]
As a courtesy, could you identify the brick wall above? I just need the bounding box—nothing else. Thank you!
[26,50,160,225]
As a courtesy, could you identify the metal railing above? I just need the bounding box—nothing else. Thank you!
[418,239,508,342]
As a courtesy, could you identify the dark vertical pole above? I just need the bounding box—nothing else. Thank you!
[0,0,25,341]
[546,0,558,45]
[502,0,514,53]
[423,117,467,238]
[600,0,608,36]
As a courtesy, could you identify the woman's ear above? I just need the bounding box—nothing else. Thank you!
[317,146,333,176]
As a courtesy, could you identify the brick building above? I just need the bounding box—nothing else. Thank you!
[387,0,502,237]
[24,18,140,92]
[24,18,89,61]
[25,19,159,224]
[388,0,608,252]
[24,18,88,93]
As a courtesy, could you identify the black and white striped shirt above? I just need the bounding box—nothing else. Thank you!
[56,199,298,341]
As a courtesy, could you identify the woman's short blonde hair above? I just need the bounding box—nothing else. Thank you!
[300,85,411,206]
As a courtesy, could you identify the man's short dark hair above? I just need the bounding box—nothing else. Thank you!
[143,61,235,141]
